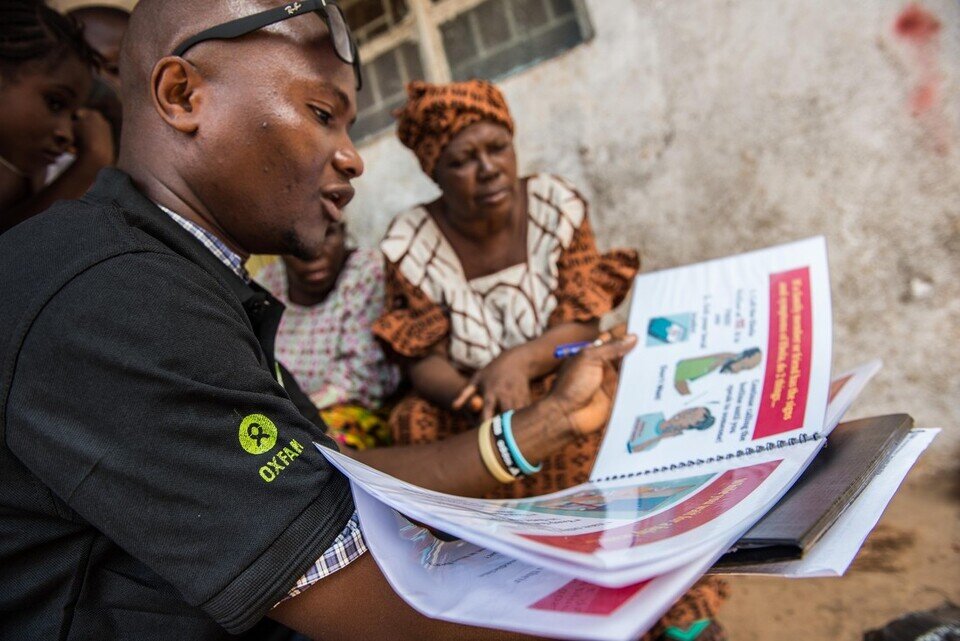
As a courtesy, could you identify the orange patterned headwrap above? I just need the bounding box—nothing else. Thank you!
[394,80,515,178]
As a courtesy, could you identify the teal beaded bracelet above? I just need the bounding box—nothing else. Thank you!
[499,410,542,475]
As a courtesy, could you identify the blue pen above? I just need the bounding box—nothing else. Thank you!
[553,338,604,359]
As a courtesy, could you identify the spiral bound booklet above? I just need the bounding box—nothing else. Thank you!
[312,237,922,639]
[589,236,833,482]
[320,237,854,586]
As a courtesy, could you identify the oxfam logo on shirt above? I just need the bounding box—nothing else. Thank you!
[239,414,278,455]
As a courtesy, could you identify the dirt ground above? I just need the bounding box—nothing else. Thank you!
[722,450,960,640]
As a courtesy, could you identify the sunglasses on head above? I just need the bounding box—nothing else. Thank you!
[171,0,362,90]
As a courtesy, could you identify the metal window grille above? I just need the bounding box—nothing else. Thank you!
[344,0,592,141]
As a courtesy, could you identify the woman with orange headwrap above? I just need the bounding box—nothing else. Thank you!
[374,79,729,641]
[374,79,640,498]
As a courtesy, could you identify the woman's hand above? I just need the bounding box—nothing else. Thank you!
[452,347,534,419]
[547,334,638,435]
[358,334,637,497]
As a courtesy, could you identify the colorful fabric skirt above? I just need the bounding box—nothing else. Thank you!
[320,404,393,451]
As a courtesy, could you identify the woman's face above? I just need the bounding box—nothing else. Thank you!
[0,57,92,175]
[281,221,348,304]
[433,121,519,223]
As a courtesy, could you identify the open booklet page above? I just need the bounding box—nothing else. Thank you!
[328,362,888,588]
[321,434,822,584]
[591,237,833,481]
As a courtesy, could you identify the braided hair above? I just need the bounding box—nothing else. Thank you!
[0,0,101,78]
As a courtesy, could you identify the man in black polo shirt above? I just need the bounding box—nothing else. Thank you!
[0,1,635,639]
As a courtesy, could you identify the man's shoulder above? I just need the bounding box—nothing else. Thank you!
[0,168,232,298]
[6,242,236,335]
[0,204,238,386]
[1,195,172,280]
[2,199,210,312]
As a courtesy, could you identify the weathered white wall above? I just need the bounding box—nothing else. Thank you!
[350,0,959,449]
[348,2,959,635]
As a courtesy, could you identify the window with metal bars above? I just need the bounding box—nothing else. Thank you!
[342,0,592,140]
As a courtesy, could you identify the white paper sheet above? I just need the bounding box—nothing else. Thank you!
[353,483,732,641]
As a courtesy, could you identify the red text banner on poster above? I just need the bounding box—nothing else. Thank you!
[754,267,812,439]
[519,460,781,554]
[530,579,652,615]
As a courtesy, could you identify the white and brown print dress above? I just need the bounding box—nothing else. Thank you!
[373,174,639,499]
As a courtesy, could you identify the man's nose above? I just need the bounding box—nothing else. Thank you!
[332,145,364,179]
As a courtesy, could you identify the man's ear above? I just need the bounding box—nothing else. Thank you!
[150,56,205,134]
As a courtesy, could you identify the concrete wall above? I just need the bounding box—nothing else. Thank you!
[348,3,959,634]
[350,0,959,454]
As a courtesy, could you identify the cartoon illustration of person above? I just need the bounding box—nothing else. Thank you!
[673,347,762,395]
[627,407,715,453]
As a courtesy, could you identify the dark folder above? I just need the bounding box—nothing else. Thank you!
[718,414,914,565]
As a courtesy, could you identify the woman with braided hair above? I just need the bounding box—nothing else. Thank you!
[0,0,114,234]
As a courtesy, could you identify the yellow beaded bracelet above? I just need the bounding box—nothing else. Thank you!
[478,419,515,484]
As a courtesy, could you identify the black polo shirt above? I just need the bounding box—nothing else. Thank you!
[0,169,354,639]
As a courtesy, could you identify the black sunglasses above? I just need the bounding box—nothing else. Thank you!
[171,0,362,90]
